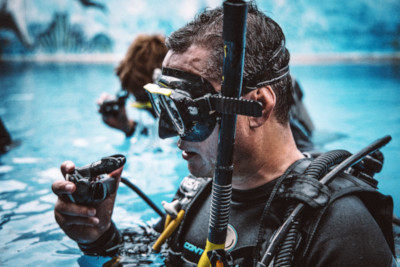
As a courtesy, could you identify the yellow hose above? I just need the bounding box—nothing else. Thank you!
[164,214,172,230]
[152,209,185,252]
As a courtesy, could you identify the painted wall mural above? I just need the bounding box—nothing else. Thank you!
[0,0,399,57]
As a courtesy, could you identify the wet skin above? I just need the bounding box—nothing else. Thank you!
[52,161,123,244]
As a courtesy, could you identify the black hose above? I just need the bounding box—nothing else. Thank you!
[273,150,351,267]
[273,204,300,267]
[121,177,164,218]
[304,150,351,178]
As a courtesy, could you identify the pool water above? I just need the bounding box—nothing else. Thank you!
[0,61,399,265]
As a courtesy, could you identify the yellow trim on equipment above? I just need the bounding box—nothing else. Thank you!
[102,256,121,267]
[144,83,172,96]
[197,239,226,267]
[130,101,152,109]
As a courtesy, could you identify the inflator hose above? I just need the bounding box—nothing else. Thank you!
[121,177,164,217]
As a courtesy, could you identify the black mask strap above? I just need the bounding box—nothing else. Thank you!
[196,94,262,117]
[243,40,290,93]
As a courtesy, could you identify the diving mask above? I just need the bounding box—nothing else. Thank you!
[144,67,262,142]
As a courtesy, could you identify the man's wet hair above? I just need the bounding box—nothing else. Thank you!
[116,34,168,102]
[166,2,293,124]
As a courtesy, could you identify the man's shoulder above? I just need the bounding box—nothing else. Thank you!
[322,194,372,225]
[300,193,394,267]
[327,172,379,195]
[318,172,393,239]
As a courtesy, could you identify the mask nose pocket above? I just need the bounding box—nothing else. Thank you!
[158,111,179,139]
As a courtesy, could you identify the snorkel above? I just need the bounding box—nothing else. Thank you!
[145,0,256,263]
[198,1,248,266]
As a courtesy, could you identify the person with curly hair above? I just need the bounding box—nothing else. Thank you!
[97,34,167,137]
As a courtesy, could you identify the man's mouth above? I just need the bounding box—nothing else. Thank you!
[182,150,197,160]
[178,139,198,160]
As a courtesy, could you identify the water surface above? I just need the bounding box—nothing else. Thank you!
[0,61,399,265]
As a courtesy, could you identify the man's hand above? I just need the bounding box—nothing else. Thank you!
[97,93,135,136]
[52,161,123,244]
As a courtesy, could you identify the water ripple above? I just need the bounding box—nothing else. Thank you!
[0,180,27,193]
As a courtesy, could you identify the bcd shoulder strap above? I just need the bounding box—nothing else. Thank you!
[272,154,394,259]
[297,172,395,258]
[167,175,213,251]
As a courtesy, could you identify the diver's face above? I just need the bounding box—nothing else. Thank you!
[178,125,219,178]
[163,46,221,177]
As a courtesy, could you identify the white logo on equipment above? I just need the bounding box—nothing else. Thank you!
[188,106,198,115]
[225,224,238,251]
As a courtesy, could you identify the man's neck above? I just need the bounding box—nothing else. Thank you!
[232,123,304,190]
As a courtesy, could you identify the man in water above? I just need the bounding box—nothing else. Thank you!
[52,2,395,266]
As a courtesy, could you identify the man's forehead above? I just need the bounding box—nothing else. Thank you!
[163,46,208,77]
[162,46,221,91]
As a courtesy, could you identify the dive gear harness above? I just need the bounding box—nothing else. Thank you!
[152,136,393,267]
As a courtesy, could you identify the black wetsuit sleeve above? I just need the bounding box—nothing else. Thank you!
[302,195,394,267]
[78,221,122,256]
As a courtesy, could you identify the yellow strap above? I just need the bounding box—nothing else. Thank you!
[152,209,185,252]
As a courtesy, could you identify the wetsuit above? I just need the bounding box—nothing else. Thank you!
[86,158,395,266]
[164,159,395,266]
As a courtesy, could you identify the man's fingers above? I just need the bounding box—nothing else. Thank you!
[52,180,75,195]
[56,213,100,227]
[55,199,97,218]
[109,166,124,179]
[60,161,75,176]
[97,93,114,105]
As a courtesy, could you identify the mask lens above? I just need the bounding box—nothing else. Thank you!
[144,67,220,142]
[162,96,185,135]
[149,93,162,116]
[144,83,171,117]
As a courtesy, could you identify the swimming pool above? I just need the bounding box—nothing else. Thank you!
[0,61,399,265]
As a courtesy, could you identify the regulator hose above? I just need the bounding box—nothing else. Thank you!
[121,177,164,217]
[273,150,351,267]
[258,135,392,267]
[303,150,352,179]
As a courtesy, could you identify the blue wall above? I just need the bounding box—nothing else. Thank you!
[0,0,399,57]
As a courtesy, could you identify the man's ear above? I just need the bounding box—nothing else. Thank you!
[249,86,276,128]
